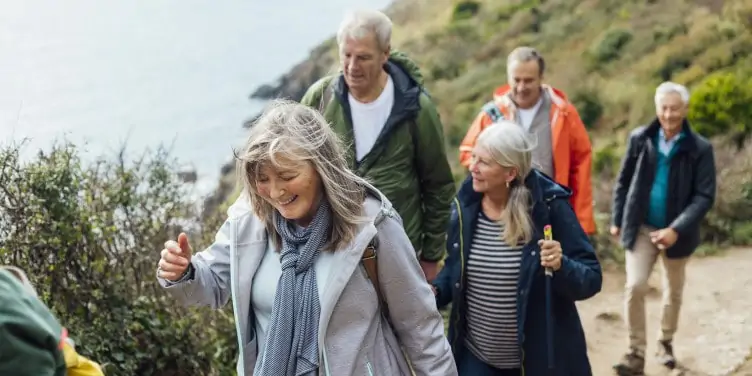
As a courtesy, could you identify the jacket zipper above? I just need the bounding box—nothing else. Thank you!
[365,357,375,376]
[228,220,246,376]
[519,194,557,376]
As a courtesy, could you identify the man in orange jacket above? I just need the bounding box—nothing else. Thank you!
[459,46,596,235]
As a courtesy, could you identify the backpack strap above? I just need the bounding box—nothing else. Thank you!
[316,76,336,114]
[482,100,504,123]
[361,234,416,374]
[361,239,389,317]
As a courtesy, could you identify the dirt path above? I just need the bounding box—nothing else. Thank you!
[577,248,752,376]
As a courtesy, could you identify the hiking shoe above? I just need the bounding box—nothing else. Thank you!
[613,349,645,376]
[656,340,677,369]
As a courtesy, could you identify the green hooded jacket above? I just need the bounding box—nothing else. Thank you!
[0,267,67,376]
[301,51,455,261]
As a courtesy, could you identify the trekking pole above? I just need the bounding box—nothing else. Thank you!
[543,224,555,374]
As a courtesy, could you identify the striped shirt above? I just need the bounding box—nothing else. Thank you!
[464,211,523,369]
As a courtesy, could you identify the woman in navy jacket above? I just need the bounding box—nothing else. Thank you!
[433,120,602,376]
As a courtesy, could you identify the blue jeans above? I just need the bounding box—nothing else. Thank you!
[456,347,521,376]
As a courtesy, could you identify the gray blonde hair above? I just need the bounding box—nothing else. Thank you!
[235,100,368,250]
[476,120,538,245]
[507,46,546,76]
[336,9,392,52]
[655,81,690,107]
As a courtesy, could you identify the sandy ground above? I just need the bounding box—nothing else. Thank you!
[578,248,752,376]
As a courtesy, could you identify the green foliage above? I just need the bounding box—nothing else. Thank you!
[592,143,621,177]
[697,138,752,246]
[452,1,481,22]
[652,23,688,45]
[496,0,540,21]
[383,0,752,260]
[0,141,237,376]
[589,28,633,64]
[688,70,752,148]
[571,90,604,128]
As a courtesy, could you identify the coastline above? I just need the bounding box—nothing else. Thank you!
[203,0,403,217]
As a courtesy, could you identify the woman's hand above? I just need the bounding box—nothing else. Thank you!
[158,233,193,281]
[538,239,563,272]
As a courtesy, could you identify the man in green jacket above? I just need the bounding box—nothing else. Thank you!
[0,266,68,376]
[301,9,455,281]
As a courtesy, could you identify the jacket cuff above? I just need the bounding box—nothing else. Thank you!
[162,263,195,286]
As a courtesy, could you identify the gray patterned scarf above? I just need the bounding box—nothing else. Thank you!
[256,199,331,376]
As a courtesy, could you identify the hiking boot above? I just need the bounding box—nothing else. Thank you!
[613,349,645,376]
[656,340,677,369]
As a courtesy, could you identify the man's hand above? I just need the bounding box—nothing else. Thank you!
[650,228,679,250]
[610,226,620,237]
[420,260,440,283]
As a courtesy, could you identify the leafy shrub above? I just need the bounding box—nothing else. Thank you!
[0,141,238,376]
[452,1,481,22]
[724,0,752,30]
[496,0,540,21]
[589,28,633,64]
[571,90,604,129]
[699,137,752,246]
[652,23,688,45]
[592,142,621,177]
[657,52,693,81]
[688,70,752,148]
[506,8,540,37]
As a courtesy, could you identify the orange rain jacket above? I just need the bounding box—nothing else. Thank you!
[459,84,596,235]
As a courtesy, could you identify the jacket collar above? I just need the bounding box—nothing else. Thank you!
[332,59,421,118]
[639,118,699,154]
[492,84,571,111]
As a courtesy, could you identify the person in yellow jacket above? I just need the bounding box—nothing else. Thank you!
[0,265,103,376]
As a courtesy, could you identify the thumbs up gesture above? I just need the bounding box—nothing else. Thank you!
[158,233,193,282]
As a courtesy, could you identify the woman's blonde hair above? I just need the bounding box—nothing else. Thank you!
[475,120,538,245]
[234,99,368,250]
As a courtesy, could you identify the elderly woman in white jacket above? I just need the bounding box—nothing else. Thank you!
[156,100,457,376]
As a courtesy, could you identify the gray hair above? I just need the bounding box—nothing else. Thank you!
[475,120,538,245]
[336,9,392,51]
[235,99,368,250]
[507,46,546,76]
[655,81,690,107]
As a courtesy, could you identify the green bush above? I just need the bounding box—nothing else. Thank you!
[688,70,752,148]
[589,28,633,64]
[496,0,539,21]
[452,1,481,22]
[592,143,621,177]
[699,138,752,245]
[656,52,693,81]
[0,141,237,376]
[571,90,604,129]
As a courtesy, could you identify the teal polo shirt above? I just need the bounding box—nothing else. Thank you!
[646,129,684,228]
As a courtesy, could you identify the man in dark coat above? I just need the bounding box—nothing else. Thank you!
[611,82,716,375]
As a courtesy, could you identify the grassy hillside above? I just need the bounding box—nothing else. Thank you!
[246,0,752,259]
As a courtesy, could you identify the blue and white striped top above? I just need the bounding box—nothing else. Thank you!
[464,211,523,369]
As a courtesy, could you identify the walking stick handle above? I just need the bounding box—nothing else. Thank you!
[543,225,553,277]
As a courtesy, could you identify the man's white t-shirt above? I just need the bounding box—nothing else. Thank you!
[516,97,543,131]
[348,75,395,162]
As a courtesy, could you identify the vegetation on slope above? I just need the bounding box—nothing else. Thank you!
[251,0,752,260]
[0,142,238,376]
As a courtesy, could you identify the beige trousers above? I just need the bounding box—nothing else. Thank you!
[624,226,690,354]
